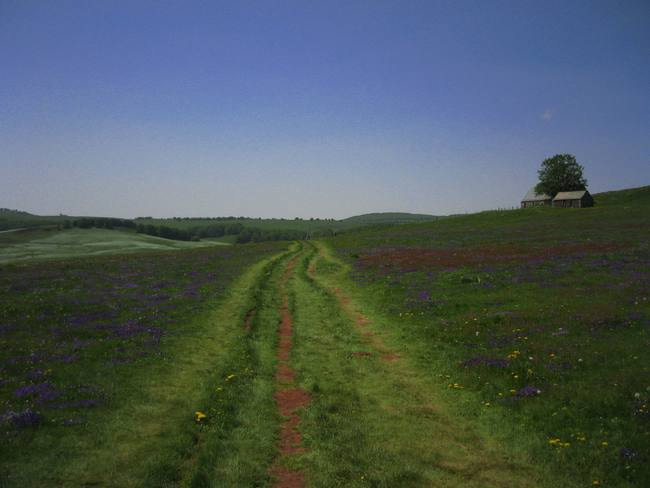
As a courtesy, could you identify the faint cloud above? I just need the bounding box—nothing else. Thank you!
[541,109,554,121]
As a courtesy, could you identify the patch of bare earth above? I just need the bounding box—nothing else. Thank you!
[305,256,399,363]
[358,242,623,271]
[270,256,311,488]
[244,308,255,332]
[331,287,399,363]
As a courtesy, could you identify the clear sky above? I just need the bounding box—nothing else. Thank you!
[1,0,648,219]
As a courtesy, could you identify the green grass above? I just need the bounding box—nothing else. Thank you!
[3,185,648,486]
[201,234,237,245]
[324,185,650,487]
[339,212,440,225]
[289,242,557,487]
[0,208,68,231]
[181,244,304,487]
[0,227,220,263]
[591,185,650,207]
[0,241,288,486]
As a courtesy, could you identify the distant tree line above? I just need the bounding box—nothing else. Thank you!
[132,221,338,243]
[134,216,337,222]
[65,218,136,230]
[134,222,245,241]
[236,227,338,243]
[61,217,337,244]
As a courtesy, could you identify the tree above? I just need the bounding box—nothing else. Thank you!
[535,154,587,198]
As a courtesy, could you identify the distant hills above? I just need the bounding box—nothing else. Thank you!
[2,185,648,236]
[0,207,443,244]
[0,208,68,231]
[586,185,650,206]
[0,208,440,233]
[339,212,439,225]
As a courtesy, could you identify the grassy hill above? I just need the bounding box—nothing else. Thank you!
[324,184,650,486]
[1,207,441,239]
[592,185,650,207]
[339,211,439,225]
[1,184,648,486]
[0,227,220,264]
[0,208,67,231]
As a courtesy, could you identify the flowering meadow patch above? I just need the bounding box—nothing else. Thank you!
[0,242,282,478]
[329,198,650,486]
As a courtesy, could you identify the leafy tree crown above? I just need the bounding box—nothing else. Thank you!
[534,154,587,198]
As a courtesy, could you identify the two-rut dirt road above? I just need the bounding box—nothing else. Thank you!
[157,241,549,487]
[224,241,544,487]
[6,242,552,488]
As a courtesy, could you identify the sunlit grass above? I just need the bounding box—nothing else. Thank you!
[324,189,650,486]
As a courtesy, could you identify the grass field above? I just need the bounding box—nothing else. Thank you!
[0,241,286,485]
[0,228,221,264]
[0,209,68,231]
[324,185,650,487]
[1,186,648,487]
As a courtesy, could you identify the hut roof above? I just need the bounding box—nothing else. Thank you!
[553,190,588,201]
[522,187,552,202]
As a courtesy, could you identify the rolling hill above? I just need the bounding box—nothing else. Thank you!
[0,227,221,264]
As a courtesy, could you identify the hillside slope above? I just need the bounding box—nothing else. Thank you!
[0,228,220,263]
[0,208,66,230]
[592,184,650,206]
[325,184,650,486]
[340,212,439,225]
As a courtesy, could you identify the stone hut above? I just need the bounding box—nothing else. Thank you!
[552,190,594,208]
[521,187,552,208]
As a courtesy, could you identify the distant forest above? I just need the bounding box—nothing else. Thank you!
[1,209,438,243]
[63,217,332,243]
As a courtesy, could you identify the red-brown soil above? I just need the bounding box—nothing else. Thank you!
[332,287,400,363]
[381,353,401,361]
[358,242,622,271]
[244,308,255,332]
[270,256,311,488]
[269,466,306,488]
[276,363,295,383]
[351,351,373,358]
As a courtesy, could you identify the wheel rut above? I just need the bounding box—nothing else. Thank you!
[301,242,541,487]
[270,254,311,488]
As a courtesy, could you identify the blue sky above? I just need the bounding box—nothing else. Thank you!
[1,0,648,218]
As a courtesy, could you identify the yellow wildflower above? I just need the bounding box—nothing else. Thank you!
[195,411,207,422]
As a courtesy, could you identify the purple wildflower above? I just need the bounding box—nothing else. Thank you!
[417,290,431,301]
[461,356,510,368]
[515,385,542,398]
[14,382,61,403]
[5,408,43,428]
[620,447,639,461]
[50,399,98,409]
